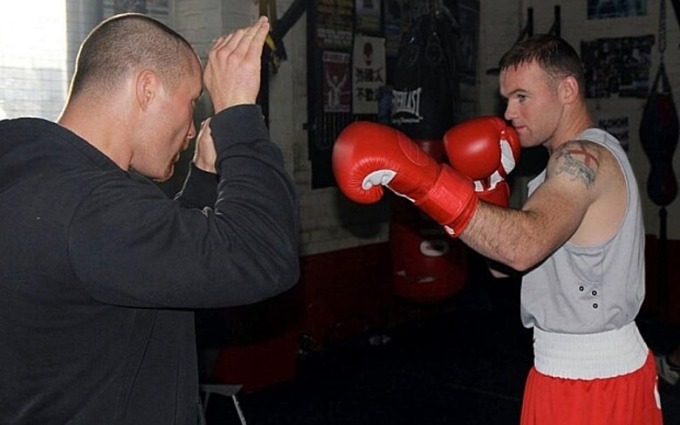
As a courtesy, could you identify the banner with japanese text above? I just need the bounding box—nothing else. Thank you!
[352,35,385,114]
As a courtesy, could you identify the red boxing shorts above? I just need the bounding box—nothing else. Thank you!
[520,351,662,425]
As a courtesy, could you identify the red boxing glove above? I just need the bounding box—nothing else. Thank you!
[444,116,520,207]
[332,121,478,237]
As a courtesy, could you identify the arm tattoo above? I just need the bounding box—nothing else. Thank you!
[554,142,600,188]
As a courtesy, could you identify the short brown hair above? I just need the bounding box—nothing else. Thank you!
[499,34,586,96]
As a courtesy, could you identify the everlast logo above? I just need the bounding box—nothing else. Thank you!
[391,87,423,125]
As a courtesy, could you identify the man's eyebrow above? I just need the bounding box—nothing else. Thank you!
[499,88,526,99]
[508,88,527,96]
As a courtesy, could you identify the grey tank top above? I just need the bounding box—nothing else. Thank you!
[521,128,646,334]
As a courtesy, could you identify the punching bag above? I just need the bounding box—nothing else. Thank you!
[640,62,679,206]
[640,0,678,320]
[390,8,461,139]
[388,6,467,304]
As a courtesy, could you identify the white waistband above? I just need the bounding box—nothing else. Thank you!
[533,322,648,380]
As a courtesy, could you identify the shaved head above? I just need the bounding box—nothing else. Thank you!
[68,13,199,98]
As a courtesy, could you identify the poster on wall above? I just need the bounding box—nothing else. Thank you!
[352,35,386,114]
[581,35,654,98]
[356,0,382,34]
[316,0,354,50]
[588,0,647,19]
[323,51,351,113]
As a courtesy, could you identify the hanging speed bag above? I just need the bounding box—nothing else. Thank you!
[640,62,679,206]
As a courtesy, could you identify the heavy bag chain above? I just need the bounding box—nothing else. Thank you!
[660,0,667,62]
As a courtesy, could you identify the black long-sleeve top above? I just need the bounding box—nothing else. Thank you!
[0,105,300,424]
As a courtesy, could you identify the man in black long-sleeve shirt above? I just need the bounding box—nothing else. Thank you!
[0,14,299,425]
